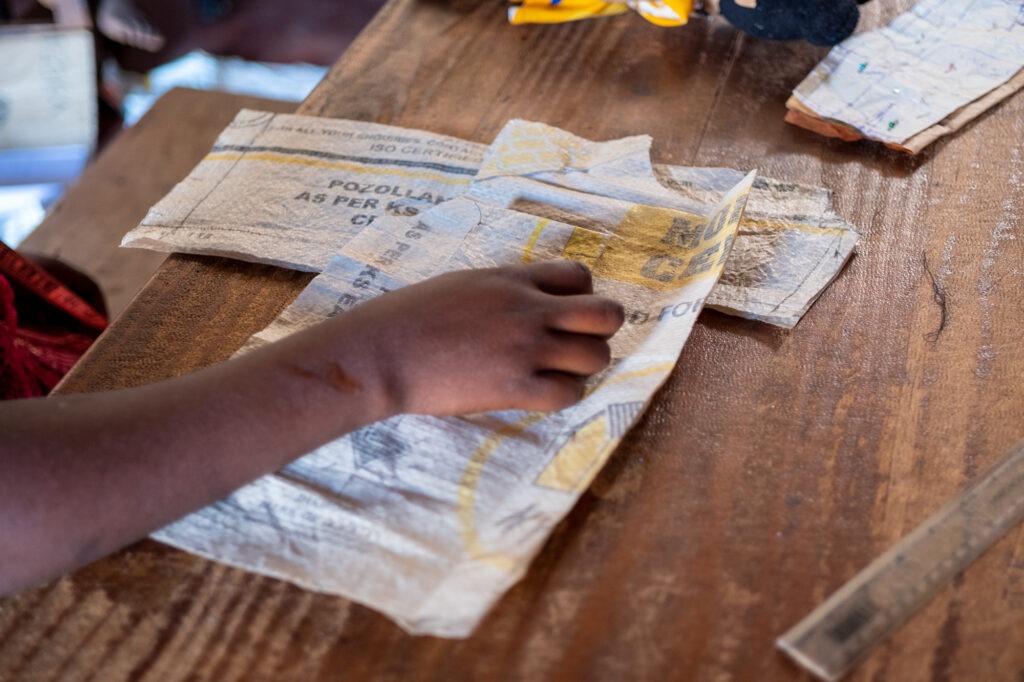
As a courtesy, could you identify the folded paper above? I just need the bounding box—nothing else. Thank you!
[123,111,858,328]
[154,120,754,636]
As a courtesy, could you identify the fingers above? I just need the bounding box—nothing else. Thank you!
[545,295,624,338]
[538,331,613,377]
[509,262,621,412]
[363,261,624,417]
[523,260,594,295]
[519,371,587,412]
[496,323,613,412]
[517,261,625,337]
[515,330,612,412]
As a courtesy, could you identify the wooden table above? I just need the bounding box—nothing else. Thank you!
[3,1,1023,680]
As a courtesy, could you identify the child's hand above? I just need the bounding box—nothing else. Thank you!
[0,262,623,593]
[330,261,625,417]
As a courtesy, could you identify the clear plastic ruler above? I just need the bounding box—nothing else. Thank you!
[778,438,1024,681]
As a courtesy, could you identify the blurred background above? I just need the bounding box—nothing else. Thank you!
[0,0,386,246]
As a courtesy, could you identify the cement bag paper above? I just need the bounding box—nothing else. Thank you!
[153,120,755,637]
[122,110,858,328]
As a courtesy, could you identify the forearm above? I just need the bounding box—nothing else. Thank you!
[0,319,387,595]
[0,261,624,596]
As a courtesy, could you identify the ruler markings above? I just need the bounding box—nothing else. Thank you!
[778,438,1024,681]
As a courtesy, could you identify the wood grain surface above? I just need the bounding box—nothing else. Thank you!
[3,1,1023,680]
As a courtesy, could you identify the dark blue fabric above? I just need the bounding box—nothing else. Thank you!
[719,0,867,46]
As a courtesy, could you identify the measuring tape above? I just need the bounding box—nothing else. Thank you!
[0,241,107,331]
[777,438,1024,681]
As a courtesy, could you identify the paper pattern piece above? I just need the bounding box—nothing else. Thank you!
[787,0,1024,153]
[123,111,858,328]
[154,120,755,637]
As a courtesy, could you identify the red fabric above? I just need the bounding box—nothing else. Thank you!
[0,274,97,400]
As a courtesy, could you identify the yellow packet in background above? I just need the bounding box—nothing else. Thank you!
[508,0,694,27]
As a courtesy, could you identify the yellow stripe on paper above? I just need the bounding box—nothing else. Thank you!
[457,413,548,570]
[522,218,552,263]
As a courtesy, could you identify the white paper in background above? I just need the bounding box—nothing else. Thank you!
[154,120,756,637]
[0,29,97,150]
[791,0,1024,145]
[122,111,858,328]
